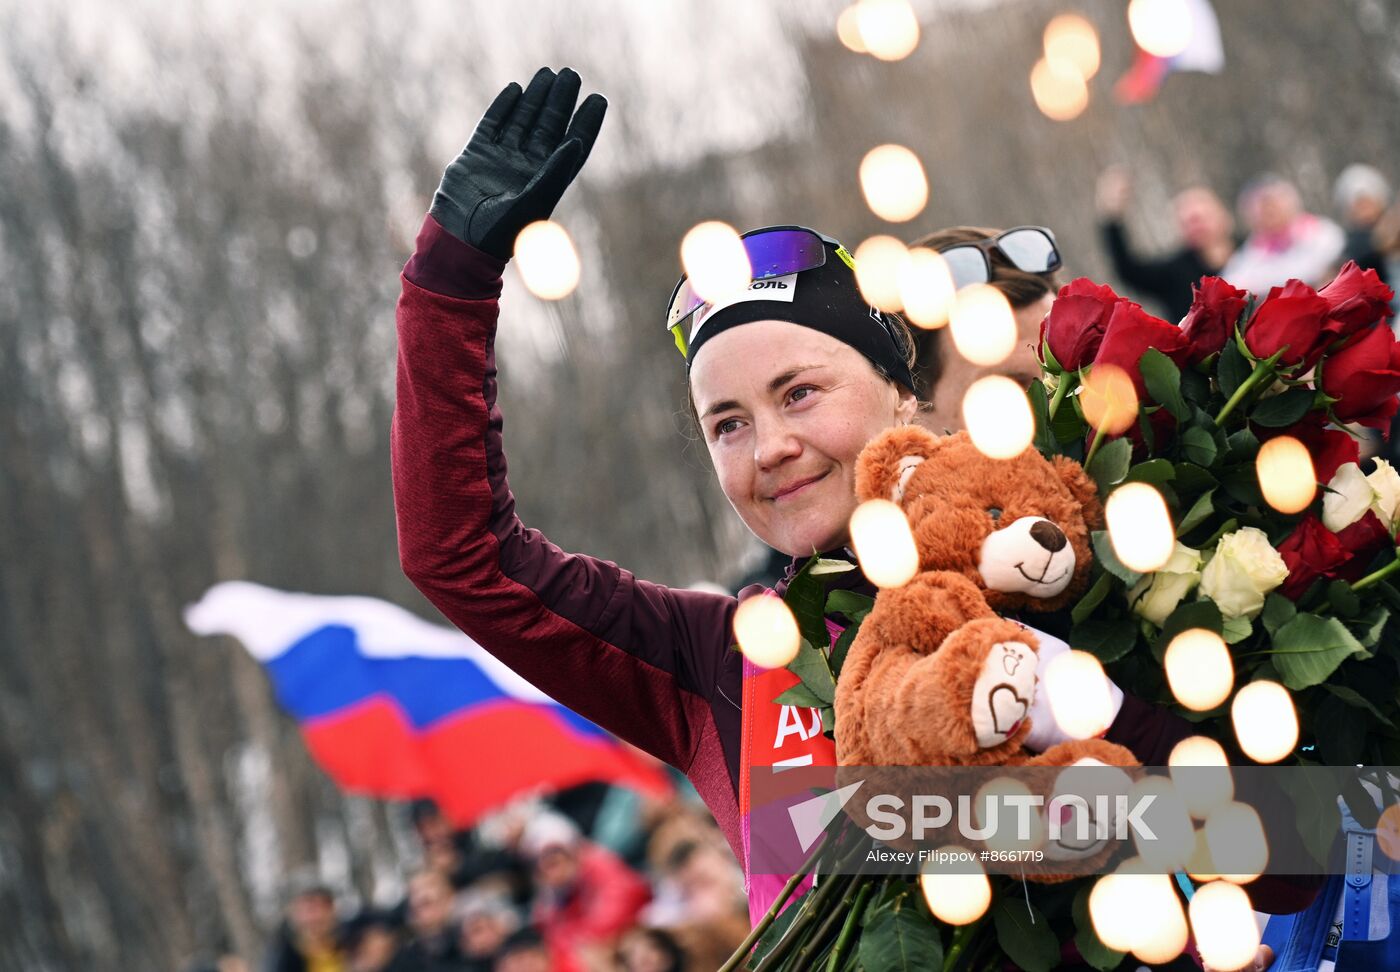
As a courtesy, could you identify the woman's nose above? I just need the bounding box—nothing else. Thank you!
[753,417,801,469]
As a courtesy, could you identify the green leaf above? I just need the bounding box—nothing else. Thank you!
[1141,348,1187,421]
[1177,488,1216,536]
[1271,613,1367,690]
[992,895,1060,972]
[1222,614,1253,644]
[1261,593,1297,637]
[1181,426,1219,467]
[1073,883,1126,971]
[1323,684,1397,730]
[1279,769,1344,869]
[1124,458,1176,486]
[1072,618,1140,664]
[1218,339,1252,398]
[1181,367,1212,408]
[784,556,842,653]
[1250,386,1316,427]
[774,683,826,707]
[858,887,944,971]
[1071,570,1115,625]
[1226,426,1260,461]
[828,621,861,680]
[821,705,835,736]
[1346,605,1391,650]
[1089,437,1133,494]
[1053,395,1089,446]
[1091,530,1143,586]
[1221,468,1264,507]
[788,639,837,704]
[1030,378,1058,457]
[826,589,874,622]
[1200,517,1240,552]
[1327,580,1362,620]
[1174,462,1219,494]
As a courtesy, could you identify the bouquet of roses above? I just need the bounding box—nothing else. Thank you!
[725,262,1400,972]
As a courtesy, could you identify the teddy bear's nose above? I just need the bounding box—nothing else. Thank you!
[1030,520,1067,553]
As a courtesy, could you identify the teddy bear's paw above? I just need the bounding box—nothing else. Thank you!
[1040,758,1135,862]
[970,639,1038,749]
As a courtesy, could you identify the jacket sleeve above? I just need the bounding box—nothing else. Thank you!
[1099,219,1178,302]
[391,214,734,774]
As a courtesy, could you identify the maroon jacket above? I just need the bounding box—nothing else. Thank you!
[390,214,1316,911]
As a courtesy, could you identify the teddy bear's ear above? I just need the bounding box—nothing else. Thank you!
[855,426,952,505]
[1052,455,1105,530]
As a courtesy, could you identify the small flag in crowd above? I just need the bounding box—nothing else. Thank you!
[1116,0,1224,104]
[185,582,671,824]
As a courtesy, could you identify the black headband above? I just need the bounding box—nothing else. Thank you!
[685,242,916,393]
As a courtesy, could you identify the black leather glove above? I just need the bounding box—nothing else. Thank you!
[430,67,607,260]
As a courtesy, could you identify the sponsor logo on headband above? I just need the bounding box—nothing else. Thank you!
[689,273,800,344]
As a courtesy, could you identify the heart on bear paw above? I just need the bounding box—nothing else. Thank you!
[988,684,1029,737]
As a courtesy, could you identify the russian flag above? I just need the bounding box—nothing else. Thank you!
[1115,0,1225,105]
[185,582,671,825]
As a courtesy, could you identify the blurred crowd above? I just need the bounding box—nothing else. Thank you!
[1095,160,1398,316]
[186,780,747,972]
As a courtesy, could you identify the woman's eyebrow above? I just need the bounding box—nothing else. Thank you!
[698,365,823,421]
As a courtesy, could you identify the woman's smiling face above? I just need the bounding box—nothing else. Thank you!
[689,320,917,557]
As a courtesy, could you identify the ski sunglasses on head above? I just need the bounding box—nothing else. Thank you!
[665,225,853,359]
[934,226,1062,292]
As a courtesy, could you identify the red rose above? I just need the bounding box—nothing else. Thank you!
[1041,278,1121,371]
[1318,260,1395,335]
[1256,413,1359,484]
[1318,324,1400,430]
[1335,511,1393,582]
[1092,299,1191,398]
[1243,279,1331,371]
[1180,276,1248,364]
[1278,514,1352,600]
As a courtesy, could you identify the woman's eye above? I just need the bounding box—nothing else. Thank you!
[787,385,816,404]
[987,507,1003,522]
[715,418,742,437]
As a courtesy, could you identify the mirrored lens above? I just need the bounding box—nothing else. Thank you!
[941,246,990,291]
[666,229,829,330]
[998,228,1059,273]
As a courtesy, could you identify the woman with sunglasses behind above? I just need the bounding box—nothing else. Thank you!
[905,225,1062,433]
[391,69,1315,935]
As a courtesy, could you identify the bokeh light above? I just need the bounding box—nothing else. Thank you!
[1256,434,1318,515]
[1079,363,1140,437]
[1029,57,1089,121]
[949,284,1017,366]
[836,5,868,53]
[1164,628,1233,711]
[514,220,580,300]
[1130,776,1195,872]
[679,221,751,306]
[1169,736,1234,820]
[732,595,800,669]
[857,0,921,61]
[1188,881,1261,972]
[1044,650,1115,738]
[1204,802,1269,884]
[853,235,909,312]
[920,852,991,925]
[1232,680,1298,764]
[1105,482,1175,573]
[1044,13,1101,79]
[962,376,1034,459]
[850,499,920,589]
[859,144,929,223]
[1378,803,1400,862]
[977,777,1046,854]
[1128,0,1194,58]
[896,247,955,329]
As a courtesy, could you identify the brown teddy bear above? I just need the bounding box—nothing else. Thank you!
[833,428,1138,872]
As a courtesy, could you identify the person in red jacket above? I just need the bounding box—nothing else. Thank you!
[391,66,1317,932]
[518,813,650,964]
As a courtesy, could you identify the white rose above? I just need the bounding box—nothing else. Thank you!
[1198,527,1289,620]
[1367,459,1400,533]
[1322,462,1376,533]
[1128,542,1203,626]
